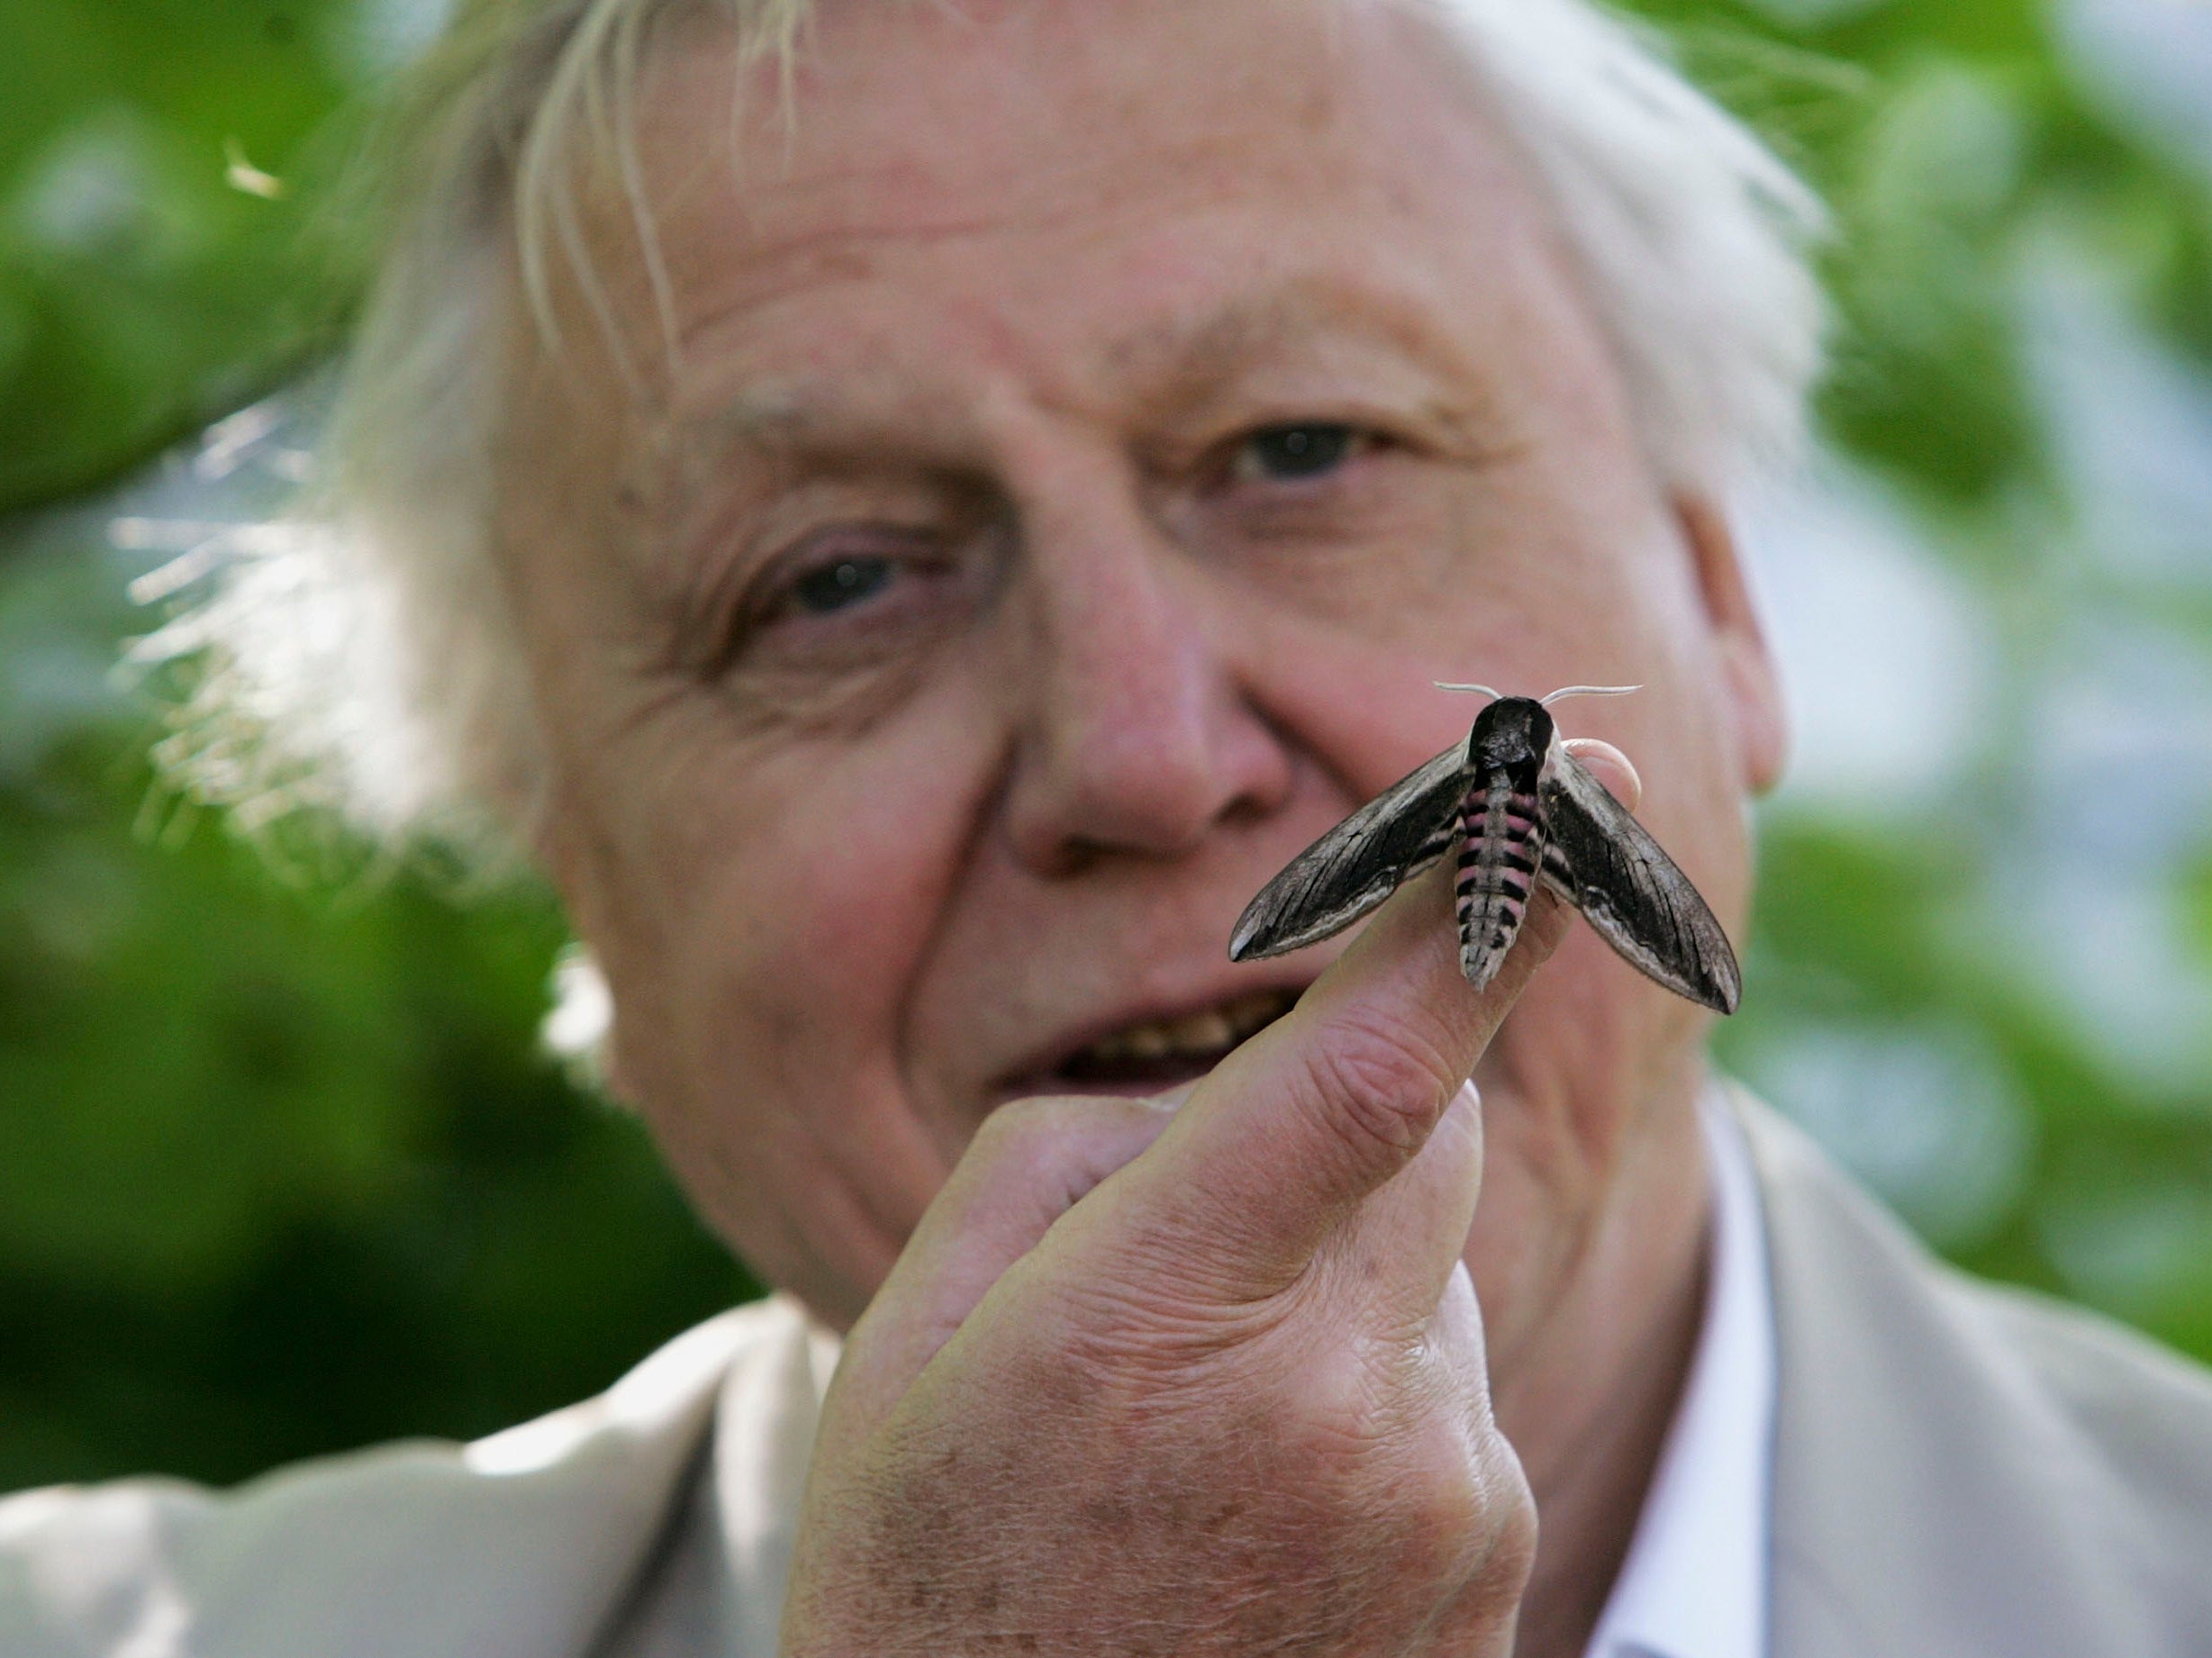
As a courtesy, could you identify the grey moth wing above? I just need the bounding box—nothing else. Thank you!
[1537,750,1741,1014]
[1230,742,1473,962]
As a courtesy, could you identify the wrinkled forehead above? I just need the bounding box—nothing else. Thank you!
[540,0,1546,394]
[645,0,1463,202]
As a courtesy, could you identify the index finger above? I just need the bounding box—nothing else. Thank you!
[1094,869,1552,1311]
[1103,741,1643,1305]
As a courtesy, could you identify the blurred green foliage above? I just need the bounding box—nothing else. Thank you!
[0,0,361,512]
[0,518,751,1493]
[2,0,2210,1493]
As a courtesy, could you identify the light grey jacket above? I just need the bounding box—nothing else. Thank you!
[5,1097,2210,1656]
[1748,1097,2212,1655]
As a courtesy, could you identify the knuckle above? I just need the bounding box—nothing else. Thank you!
[1282,1430,1509,1599]
[962,1092,1166,1210]
[1400,1470,1489,1578]
[1301,1010,1463,1160]
[956,1097,1084,1200]
[1374,1426,1533,1599]
[967,1094,1070,1162]
[1274,1342,1528,1585]
[1448,1444,1540,1618]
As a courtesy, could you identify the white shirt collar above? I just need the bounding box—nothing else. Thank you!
[1583,1092,1776,1658]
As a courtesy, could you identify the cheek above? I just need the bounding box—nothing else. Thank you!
[558,680,1005,1280]
[582,680,988,1012]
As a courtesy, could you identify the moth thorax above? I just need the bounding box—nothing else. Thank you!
[1468,696,1555,771]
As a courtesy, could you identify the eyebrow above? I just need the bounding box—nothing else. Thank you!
[661,379,985,473]
[1116,281,1415,404]
[661,271,1486,466]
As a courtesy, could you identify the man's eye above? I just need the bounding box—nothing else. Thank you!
[793,557,896,614]
[1234,422,1365,483]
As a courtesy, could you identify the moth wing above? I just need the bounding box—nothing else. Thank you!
[1538,751,1742,1014]
[1230,743,1473,962]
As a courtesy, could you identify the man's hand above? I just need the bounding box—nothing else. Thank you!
[779,746,1640,1657]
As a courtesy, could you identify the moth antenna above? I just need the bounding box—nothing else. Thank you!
[1541,684,1642,707]
[1434,682,1502,701]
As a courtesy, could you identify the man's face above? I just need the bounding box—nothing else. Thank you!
[496,0,1781,1335]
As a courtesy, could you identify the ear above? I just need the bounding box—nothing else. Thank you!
[530,790,640,1104]
[1675,494,1788,797]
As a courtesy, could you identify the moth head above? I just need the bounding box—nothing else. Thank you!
[1468,696,1553,770]
[1437,681,1640,769]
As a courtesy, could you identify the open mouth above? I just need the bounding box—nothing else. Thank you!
[1048,987,1301,1092]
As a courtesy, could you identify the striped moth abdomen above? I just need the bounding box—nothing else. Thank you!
[1454,770,1546,991]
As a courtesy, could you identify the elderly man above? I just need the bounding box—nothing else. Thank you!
[6,0,2212,1653]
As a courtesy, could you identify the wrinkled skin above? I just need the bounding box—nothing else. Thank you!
[491,0,1786,1651]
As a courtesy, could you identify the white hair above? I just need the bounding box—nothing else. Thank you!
[145,0,1825,857]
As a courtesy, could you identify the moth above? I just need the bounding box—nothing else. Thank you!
[1228,686,1741,1013]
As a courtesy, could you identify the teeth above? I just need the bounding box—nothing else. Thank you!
[1168,1010,1235,1052]
[1075,990,1300,1067]
[1124,1024,1171,1060]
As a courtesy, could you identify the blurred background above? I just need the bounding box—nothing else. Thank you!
[2,0,2209,1492]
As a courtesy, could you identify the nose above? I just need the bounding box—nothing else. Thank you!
[998,485,1293,875]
